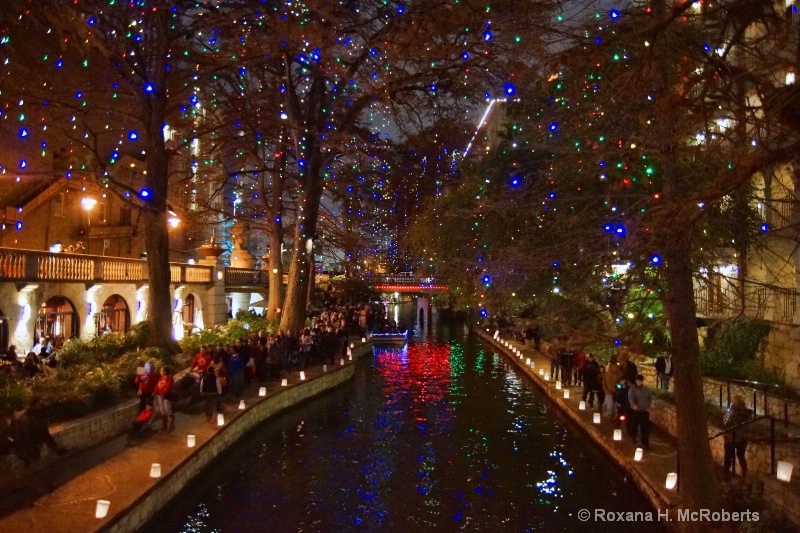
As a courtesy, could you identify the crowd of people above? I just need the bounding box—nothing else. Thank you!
[133,302,388,431]
[0,336,62,378]
[537,337,654,448]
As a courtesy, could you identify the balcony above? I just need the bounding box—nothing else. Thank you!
[0,247,215,285]
[695,281,798,325]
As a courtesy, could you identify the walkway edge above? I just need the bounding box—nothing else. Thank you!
[99,343,373,533]
[474,329,678,530]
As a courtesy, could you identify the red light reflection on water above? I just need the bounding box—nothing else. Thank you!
[375,342,452,424]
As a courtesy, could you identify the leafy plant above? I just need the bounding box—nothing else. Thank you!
[700,318,780,386]
[0,374,28,416]
[179,312,277,356]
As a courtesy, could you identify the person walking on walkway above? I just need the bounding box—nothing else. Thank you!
[154,366,175,432]
[10,398,68,466]
[573,349,586,388]
[602,356,622,418]
[655,354,673,390]
[200,366,222,424]
[723,395,751,477]
[581,354,601,408]
[548,341,560,381]
[558,345,574,386]
[627,374,652,449]
[595,366,606,412]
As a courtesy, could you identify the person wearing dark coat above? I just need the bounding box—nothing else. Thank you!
[581,354,602,407]
[655,354,673,390]
[623,357,638,385]
[10,399,68,466]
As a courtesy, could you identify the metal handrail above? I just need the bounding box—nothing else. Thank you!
[708,414,776,476]
[714,379,792,427]
[708,415,768,441]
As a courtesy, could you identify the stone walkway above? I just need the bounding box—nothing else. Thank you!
[479,330,686,512]
[0,343,369,533]
[478,329,800,527]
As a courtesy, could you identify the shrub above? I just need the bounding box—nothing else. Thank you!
[113,346,182,389]
[83,365,123,408]
[701,318,781,386]
[179,312,277,355]
[28,368,95,420]
[0,374,28,416]
[54,338,95,368]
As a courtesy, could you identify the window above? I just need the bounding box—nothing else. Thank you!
[97,202,107,224]
[120,206,131,226]
[52,193,65,217]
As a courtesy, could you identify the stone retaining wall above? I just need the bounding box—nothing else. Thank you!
[99,340,374,533]
[479,329,800,530]
[629,359,798,424]
[474,330,678,526]
[50,400,140,452]
[647,399,797,479]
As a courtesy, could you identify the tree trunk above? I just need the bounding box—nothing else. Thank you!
[663,227,722,525]
[142,54,179,354]
[651,0,720,517]
[143,208,179,353]
[280,152,323,334]
[306,250,315,306]
[266,228,283,322]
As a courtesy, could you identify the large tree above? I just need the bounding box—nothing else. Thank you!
[207,0,560,333]
[412,0,800,522]
[0,0,230,352]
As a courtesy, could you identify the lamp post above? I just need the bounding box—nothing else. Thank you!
[167,208,181,229]
[81,197,97,253]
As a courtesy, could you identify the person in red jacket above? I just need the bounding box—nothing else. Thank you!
[135,362,158,413]
[189,346,212,375]
[154,366,175,432]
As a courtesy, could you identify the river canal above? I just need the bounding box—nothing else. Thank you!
[151,306,664,532]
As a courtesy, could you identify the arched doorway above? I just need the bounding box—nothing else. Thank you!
[0,309,9,355]
[182,294,196,326]
[36,296,79,344]
[96,295,129,336]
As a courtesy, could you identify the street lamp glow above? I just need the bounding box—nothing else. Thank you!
[81,197,97,211]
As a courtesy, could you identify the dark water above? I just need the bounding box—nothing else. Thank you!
[151,309,663,532]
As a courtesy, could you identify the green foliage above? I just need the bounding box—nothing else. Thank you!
[179,312,277,356]
[700,318,783,386]
[0,373,28,416]
[581,343,617,365]
[53,338,95,368]
[54,323,150,368]
[113,347,179,390]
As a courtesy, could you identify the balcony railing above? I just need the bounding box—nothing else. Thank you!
[0,247,214,285]
[695,281,798,324]
[225,268,268,287]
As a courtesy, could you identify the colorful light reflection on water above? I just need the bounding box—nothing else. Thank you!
[152,322,664,533]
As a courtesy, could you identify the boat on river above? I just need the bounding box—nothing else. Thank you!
[370,330,409,347]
